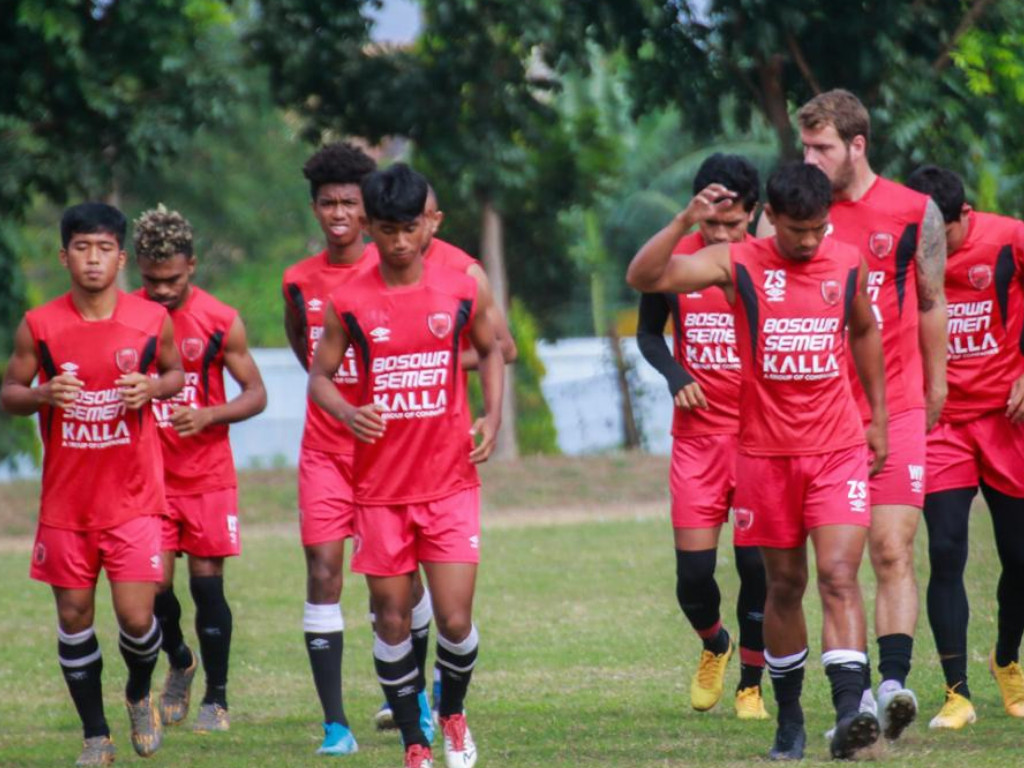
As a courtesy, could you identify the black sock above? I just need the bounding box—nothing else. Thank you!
[735,545,766,689]
[374,636,426,747]
[411,590,432,692]
[766,649,807,725]
[154,587,193,670]
[824,656,867,721]
[925,488,975,692]
[983,483,1024,667]
[675,549,722,643]
[303,602,347,726]
[191,576,232,708]
[437,626,479,717]
[119,620,162,702]
[59,627,109,739]
[877,633,913,686]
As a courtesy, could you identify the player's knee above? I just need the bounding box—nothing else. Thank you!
[870,540,914,580]
[306,559,343,603]
[928,534,968,576]
[434,610,472,642]
[56,601,94,633]
[675,549,717,592]
[767,569,807,607]
[118,611,155,638]
[374,605,412,643]
[734,546,766,586]
[816,561,860,603]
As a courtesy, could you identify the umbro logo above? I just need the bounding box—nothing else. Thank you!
[370,327,391,343]
[67,671,88,681]
[309,638,330,651]
[60,362,79,375]
[398,685,417,697]
[469,535,479,550]
[307,298,323,312]
[150,555,161,570]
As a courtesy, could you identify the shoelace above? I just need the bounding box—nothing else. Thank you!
[442,715,466,750]
[696,650,722,689]
[164,665,191,701]
[80,736,113,762]
[1003,662,1024,703]
[406,744,431,767]
[127,699,154,733]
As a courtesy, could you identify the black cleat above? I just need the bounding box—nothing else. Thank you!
[829,711,880,759]
[769,720,807,761]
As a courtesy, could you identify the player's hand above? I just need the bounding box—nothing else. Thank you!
[116,373,157,410]
[673,381,708,410]
[344,403,386,443]
[169,406,213,437]
[677,184,738,229]
[38,373,84,409]
[865,416,888,477]
[924,381,947,431]
[1007,375,1024,423]
[468,416,499,464]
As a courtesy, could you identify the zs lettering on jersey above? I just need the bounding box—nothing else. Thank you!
[764,269,786,303]
[847,480,867,513]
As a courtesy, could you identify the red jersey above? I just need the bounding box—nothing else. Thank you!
[668,231,742,437]
[25,292,168,531]
[942,211,1024,422]
[138,287,238,495]
[729,237,865,456]
[282,248,379,454]
[829,176,930,418]
[328,261,480,505]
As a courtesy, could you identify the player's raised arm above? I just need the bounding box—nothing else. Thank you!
[282,287,310,370]
[118,315,184,409]
[916,198,949,431]
[170,315,268,437]
[460,263,517,369]
[466,298,503,463]
[635,293,706,410]
[1,319,83,414]
[848,259,888,475]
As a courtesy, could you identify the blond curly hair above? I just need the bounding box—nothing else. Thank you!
[133,204,193,261]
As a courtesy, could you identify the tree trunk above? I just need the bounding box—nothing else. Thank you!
[105,181,128,290]
[479,198,518,460]
[757,54,800,161]
[608,324,641,451]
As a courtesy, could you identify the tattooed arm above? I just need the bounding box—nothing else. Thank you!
[917,198,949,431]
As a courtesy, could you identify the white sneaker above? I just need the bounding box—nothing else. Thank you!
[439,713,477,768]
[878,685,917,740]
[824,688,878,740]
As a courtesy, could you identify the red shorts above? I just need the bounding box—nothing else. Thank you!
[670,434,737,529]
[162,487,241,558]
[733,444,872,549]
[351,487,481,577]
[868,408,925,508]
[30,515,163,589]
[926,413,1024,497]
[299,448,356,546]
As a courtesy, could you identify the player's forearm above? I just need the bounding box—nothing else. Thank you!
[637,293,692,395]
[918,303,949,399]
[477,345,504,430]
[205,384,268,426]
[152,370,185,401]
[309,371,356,424]
[626,216,691,292]
[850,327,887,424]
[0,382,45,415]
[283,311,310,371]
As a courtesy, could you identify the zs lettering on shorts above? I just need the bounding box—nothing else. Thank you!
[847,480,868,513]
[764,269,786,302]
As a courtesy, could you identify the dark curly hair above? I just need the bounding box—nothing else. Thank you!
[133,204,193,261]
[302,142,377,199]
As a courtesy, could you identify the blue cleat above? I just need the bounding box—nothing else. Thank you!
[419,690,435,744]
[316,722,358,756]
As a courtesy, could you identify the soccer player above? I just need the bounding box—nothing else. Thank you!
[760,89,948,738]
[1,203,185,766]
[905,165,1024,728]
[309,163,504,768]
[628,163,888,761]
[133,206,267,732]
[282,142,433,754]
[635,153,769,719]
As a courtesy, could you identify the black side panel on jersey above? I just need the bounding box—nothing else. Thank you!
[894,224,918,315]
[994,244,1015,329]
[286,283,309,342]
[139,336,158,374]
[342,312,371,400]
[842,267,859,328]
[734,264,760,354]
[452,298,473,383]
[201,331,225,406]
[37,341,58,440]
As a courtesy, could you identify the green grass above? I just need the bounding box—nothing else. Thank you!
[0,464,1019,767]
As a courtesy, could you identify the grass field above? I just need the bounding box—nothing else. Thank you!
[0,455,1019,767]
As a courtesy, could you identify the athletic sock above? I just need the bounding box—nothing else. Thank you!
[154,587,194,670]
[734,545,766,689]
[983,483,1024,667]
[940,655,971,698]
[374,635,426,747]
[823,650,868,721]
[411,589,433,691]
[119,618,162,702]
[58,627,110,739]
[739,648,766,689]
[766,648,807,726]
[877,633,913,688]
[191,575,232,708]
[304,602,347,726]
[697,622,730,655]
[436,625,479,717]
[675,549,723,647]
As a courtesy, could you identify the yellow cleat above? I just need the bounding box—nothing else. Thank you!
[990,651,1024,718]
[690,640,733,712]
[735,685,770,720]
[928,686,977,730]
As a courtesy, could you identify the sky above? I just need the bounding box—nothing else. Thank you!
[368,0,422,44]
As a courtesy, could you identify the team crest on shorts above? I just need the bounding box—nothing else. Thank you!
[968,264,993,290]
[868,232,894,258]
[821,279,841,306]
[34,542,46,565]
[428,312,453,339]
[181,337,205,362]
[115,347,139,374]
[733,507,754,531]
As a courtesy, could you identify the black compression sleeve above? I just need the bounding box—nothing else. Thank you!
[636,292,693,396]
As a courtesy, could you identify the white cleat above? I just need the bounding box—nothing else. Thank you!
[878,686,917,740]
[439,713,477,768]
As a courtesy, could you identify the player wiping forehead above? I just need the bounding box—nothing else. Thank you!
[134,205,267,734]
[310,163,503,768]
[629,163,888,761]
